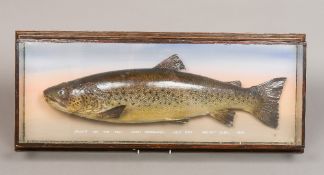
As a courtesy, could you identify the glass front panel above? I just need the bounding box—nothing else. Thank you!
[18,41,305,145]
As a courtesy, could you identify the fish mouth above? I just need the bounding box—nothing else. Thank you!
[44,97,69,113]
[43,90,66,108]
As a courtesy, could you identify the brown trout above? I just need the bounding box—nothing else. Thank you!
[44,54,286,128]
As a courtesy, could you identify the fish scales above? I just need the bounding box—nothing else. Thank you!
[73,69,249,121]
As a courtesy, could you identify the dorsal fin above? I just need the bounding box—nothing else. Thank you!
[153,54,186,71]
[226,81,242,87]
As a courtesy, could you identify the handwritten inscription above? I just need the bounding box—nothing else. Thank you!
[73,129,246,135]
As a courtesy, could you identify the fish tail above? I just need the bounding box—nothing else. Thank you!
[250,77,287,128]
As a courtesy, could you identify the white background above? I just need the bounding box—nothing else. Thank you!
[0,0,322,175]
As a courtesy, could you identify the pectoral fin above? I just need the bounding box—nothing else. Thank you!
[99,105,126,118]
[154,54,186,71]
[210,110,235,127]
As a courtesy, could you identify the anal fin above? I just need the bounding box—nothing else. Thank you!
[210,110,235,127]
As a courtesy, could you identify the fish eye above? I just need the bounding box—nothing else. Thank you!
[58,89,65,96]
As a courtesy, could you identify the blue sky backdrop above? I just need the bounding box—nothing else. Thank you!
[24,42,297,80]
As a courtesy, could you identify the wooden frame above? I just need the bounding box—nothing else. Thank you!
[15,31,306,152]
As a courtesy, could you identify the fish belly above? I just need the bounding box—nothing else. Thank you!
[115,104,210,123]
[100,87,228,123]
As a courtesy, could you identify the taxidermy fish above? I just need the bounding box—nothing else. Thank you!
[44,54,286,128]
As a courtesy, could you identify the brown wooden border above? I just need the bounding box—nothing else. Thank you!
[15,31,306,152]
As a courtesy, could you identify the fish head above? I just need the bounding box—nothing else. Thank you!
[43,82,83,113]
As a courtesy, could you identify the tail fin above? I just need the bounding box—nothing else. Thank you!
[250,77,287,128]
